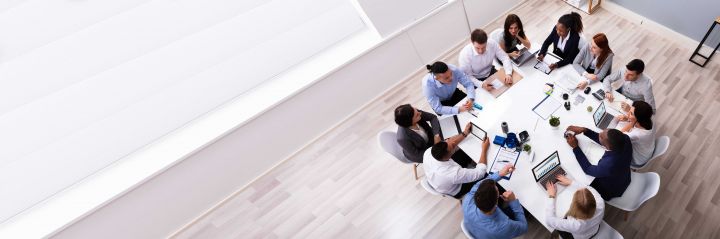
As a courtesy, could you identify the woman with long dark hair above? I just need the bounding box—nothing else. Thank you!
[490,14,531,59]
[616,101,656,167]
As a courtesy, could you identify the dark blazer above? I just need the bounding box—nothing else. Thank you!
[573,130,633,200]
[397,110,441,163]
[539,26,581,68]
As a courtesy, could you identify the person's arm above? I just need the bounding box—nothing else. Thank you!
[421,110,442,138]
[539,27,556,56]
[576,149,616,178]
[456,69,476,101]
[518,33,531,49]
[452,165,487,184]
[603,70,621,93]
[423,82,458,115]
[596,54,613,82]
[573,44,586,66]
[620,119,635,133]
[506,199,529,237]
[582,129,601,145]
[495,42,513,76]
[458,46,474,78]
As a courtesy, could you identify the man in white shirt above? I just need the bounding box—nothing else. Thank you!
[423,128,491,198]
[458,29,514,91]
[602,59,656,112]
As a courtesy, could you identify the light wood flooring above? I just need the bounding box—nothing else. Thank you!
[174,1,720,238]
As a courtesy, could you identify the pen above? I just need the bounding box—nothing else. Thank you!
[499,160,510,163]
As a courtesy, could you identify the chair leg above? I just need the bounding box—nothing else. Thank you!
[624,211,629,221]
[413,164,419,180]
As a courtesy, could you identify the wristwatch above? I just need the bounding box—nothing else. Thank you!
[461,132,468,137]
[549,195,555,199]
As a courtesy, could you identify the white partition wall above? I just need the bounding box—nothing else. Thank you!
[354,0,448,37]
[5,0,525,238]
[464,0,523,29]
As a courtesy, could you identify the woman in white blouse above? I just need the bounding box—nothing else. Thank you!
[616,100,656,167]
[545,175,604,239]
[573,33,614,89]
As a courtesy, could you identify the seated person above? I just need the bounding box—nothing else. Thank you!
[545,175,605,239]
[538,12,584,70]
[422,61,475,115]
[458,29,514,88]
[423,128,490,198]
[462,165,528,239]
[573,33,614,89]
[615,101,656,167]
[394,104,441,163]
[490,14,532,57]
[602,59,656,112]
[565,126,632,200]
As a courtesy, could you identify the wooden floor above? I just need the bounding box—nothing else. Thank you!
[174,1,720,238]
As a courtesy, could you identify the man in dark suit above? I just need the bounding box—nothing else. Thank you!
[394,104,474,167]
[565,125,632,200]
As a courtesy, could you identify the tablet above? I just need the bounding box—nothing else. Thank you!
[470,123,487,140]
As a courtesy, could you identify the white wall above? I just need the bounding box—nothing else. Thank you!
[52,0,522,238]
[355,0,447,37]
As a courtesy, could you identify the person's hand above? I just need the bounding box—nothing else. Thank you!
[463,122,472,136]
[620,102,631,112]
[537,54,545,62]
[501,191,517,201]
[482,82,494,91]
[549,63,558,70]
[587,73,598,81]
[499,164,515,177]
[546,182,556,198]
[504,75,513,85]
[458,104,471,112]
[627,113,637,123]
[566,125,586,134]
[434,134,441,144]
[482,137,490,150]
[615,115,628,122]
[509,51,520,59]
[566,134,578,148]
[556,174,572,186]
[606,92,615,102]
[577,81,588,90]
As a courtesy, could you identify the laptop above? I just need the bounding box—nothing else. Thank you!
[593,101,614,129]
[511,48,536,66]
[532,151,567,191]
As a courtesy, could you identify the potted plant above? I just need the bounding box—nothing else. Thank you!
[523,144,532,154]
[587,106,593,112]
[549,116,560,129]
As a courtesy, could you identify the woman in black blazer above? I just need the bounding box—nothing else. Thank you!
[394,104,441,163]
[538,12,584,70]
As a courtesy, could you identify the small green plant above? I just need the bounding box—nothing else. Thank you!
[549,116,560,127]
[587,106,593,112]
[523,144,532,153]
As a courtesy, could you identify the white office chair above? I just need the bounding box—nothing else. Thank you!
[460,220,474,239]
[420,177,445,197]
[631,136,670,170]
[594,221,624,239]
[607,172,660,221]
[377,130,420,180]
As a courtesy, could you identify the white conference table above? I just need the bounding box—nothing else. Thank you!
[446,59,626,231]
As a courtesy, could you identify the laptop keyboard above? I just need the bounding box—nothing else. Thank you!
[539,168,567,190]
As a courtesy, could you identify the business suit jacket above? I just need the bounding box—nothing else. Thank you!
[573,45,614,82]
[573,130,632,200]
[397,110,441,163]
[539,26,581,68]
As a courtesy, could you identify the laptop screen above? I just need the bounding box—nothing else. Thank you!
[532,151,560,181]
[593,101,606,126]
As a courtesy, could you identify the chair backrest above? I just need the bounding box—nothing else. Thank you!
[377,130,412,164]
[607,172,660,212]
[460,220,474,239]
[420,177,445,196]
[594,221,623,239]
[650,136,670,160]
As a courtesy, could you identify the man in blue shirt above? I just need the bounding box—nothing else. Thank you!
[422,61,476,115]
[462,165,527,239]
[565,126,632,200]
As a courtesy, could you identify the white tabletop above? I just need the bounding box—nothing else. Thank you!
[446,57,626,231]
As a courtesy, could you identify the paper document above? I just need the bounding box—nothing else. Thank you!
[533,53,561,74]
[606,92,633,113]
[490,147,520,179]
[439,115,461,139]
[556,73,581,92]
[532,95,562,120]
[491,79,505,89]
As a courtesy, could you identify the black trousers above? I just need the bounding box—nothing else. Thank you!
[474,67,498,82]
[440,88,467,109]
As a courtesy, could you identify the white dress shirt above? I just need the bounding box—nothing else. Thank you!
[617,121,656,166]
[422,149,487,196]
[545,182,605,239]
[458,39,512,79]
[602,69,657,111]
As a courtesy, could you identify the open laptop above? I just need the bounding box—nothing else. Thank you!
[511,48,536,66]
[593,101,614,129]
[532,151,567,191]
